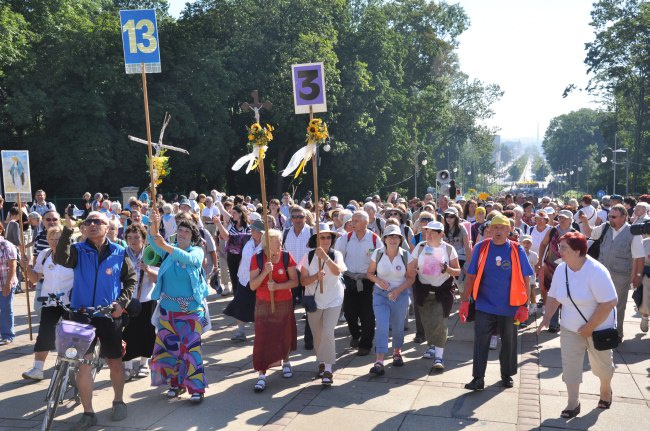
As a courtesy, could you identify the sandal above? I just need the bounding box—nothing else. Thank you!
[254,378,267,392]
[369,362,385,376]
[282,363,293,378]
[317,363,325,378]
[189,392,204,403]
[166,386,187,399]
[392,352,404,367]
[321,371,333,386]
[598,391,613,409]
[560,404,580,418]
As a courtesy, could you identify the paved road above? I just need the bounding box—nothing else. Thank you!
[1,290,648,430]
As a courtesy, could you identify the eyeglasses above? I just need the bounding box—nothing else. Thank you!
[432,229,443,233]
[420,217,433,223]
[44,218,59,222]
[388,212,400,217]
[291,215,305,219]
[608,215,618,219]
[319,235,333,241]
[83,219,106,226]
[385,234,401,239]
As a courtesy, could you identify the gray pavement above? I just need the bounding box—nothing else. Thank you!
[0,289,648,431]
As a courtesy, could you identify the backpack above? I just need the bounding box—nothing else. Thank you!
[255,250,290,274]
[347,231,379,248]
[587,223,610,259]
[374,247,409,269]
[282,226,314,247]
[307,249,336,267]
[375,218,383,236]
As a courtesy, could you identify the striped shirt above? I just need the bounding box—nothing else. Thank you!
[0,238,18,288]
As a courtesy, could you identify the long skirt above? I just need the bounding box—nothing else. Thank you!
[150,308,207,393]
[122,300,157,361]
[253,299,297,372]
[223,282,256,323]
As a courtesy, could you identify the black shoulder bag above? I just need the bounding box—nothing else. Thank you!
[564,265,618,351]
[587,223,609,259]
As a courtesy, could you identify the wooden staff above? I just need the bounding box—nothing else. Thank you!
[16,194,33,340]
[141,62,157,231]
[257,151,275,313]
[309,106,324,294]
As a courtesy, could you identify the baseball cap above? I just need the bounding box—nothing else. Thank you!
[423,220,444,231]
[491,214,510,227]
[557,209,573,219]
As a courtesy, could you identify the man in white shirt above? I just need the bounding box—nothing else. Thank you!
[582,204,645,340]
[364,202,385,236]
[30,190,56,216]
[283,205,314,349]
[336,210,382,356]
[201,197,220,237]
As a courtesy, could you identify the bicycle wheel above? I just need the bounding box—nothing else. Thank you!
[42,361,68,431]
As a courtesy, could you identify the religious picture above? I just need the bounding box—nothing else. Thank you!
[1,150,32,195]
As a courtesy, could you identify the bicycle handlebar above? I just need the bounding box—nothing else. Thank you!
[37,293,115,319]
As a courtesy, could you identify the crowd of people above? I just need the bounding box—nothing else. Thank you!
[0,187,649,429]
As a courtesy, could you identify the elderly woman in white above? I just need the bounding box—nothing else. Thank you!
[538,232,617,419]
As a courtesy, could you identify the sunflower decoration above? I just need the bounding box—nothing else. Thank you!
[147,149,171,186]
[233,122,274,173]
[282,117,329,179]
[478,192,490,201]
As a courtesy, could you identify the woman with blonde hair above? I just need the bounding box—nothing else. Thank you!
[249,229,299,392]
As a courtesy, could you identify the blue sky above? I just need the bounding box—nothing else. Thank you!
[168,0,600,141]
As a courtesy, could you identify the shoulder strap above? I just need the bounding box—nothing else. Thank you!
[376,218,383,235]
[400,248,408,267]
[283,251,290,270]
[375,249,384,265]
[42,249,53,266]
[565,265,589,323]
[594,222,610,246]
[256,251,264,274]
[372,232,379,248]
[308,249,316,266]
[347,231,353,241]
[549,226,557,239]
[282,228,290,246]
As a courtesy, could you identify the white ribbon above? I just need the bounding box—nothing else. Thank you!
[232,145,267,173]
[281,142,317,178]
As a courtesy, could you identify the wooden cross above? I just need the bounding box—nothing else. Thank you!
[128,113,189,156]
[241,90,273,123]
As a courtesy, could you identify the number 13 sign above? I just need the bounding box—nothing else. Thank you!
[120,9,161,74]
[292,62,327,114]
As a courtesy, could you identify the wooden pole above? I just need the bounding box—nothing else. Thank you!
[258,152,275,313]
[309,106,323,293]
[141,62,157,230]
[16,194,33,340]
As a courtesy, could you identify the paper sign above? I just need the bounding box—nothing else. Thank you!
[120,9,161,74]
[292,62,327,114]
[1,150,32,202]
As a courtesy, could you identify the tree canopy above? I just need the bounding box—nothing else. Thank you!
[0,0,501,200]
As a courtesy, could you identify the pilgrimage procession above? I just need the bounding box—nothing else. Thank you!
[0,1,649,430]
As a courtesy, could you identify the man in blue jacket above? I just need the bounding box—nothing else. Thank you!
[55,211,136,431]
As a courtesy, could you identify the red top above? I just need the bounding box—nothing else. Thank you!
[250,252,296,302]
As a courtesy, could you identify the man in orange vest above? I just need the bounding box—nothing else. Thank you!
[459,214,534,390]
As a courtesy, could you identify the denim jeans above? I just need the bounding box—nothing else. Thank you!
[373,287,410,354]
[0,286,15,340]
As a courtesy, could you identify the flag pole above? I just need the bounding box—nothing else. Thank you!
[16,194,33,340]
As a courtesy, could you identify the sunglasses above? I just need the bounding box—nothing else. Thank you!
[44,218,59,222]
[83,219,106,226]
[388,212,400,217]
[291,215,305,219]
[445,214,456,218]
[385,234,401,239]
[420,217,433,223]
[432,229,443,233]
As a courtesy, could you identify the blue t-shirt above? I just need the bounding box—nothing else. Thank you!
[467,240,534,316]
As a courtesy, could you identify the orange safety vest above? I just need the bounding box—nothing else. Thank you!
[471,239,528,306]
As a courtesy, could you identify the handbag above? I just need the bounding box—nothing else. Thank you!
[564,265,618,351]
[303,257,327,313]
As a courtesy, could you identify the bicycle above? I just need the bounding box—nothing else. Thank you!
[38,293,114,431]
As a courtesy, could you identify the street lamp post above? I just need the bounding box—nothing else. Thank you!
[414,151,428,198]
[600,134,627,195]
[569,165,582,198]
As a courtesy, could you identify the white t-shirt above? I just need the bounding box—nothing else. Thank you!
[574,205,597,233]
[412,242,457,286]
[548,257,617,333]
[202,205,220,220]
[34,248,74,306]
[300,249,347,309]
[531,225,551,255]
[371,248,414,291]
[237,239,263,286]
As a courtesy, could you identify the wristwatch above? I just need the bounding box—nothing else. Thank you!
[636,273,643,277]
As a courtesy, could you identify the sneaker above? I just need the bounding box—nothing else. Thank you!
[123,368,135,382]
[349,338,360,348]
[69,413,97,431]
[22,367,44,381]
[221,289,232,297]
[464,377,485,391]
[501,375,514,388]
[111,401,127,421]
[189,393,204,403]
[230,331,246,341]
[519,321,528,328]
[0,338,13,346]
[641,317,649,333]
[489,335,498,350]
[369,362,385,376]
[413,335,425,344]
[166,386,187,399]
[536,299,544,309]
[432,357,444,370]
[422,346,436,359]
